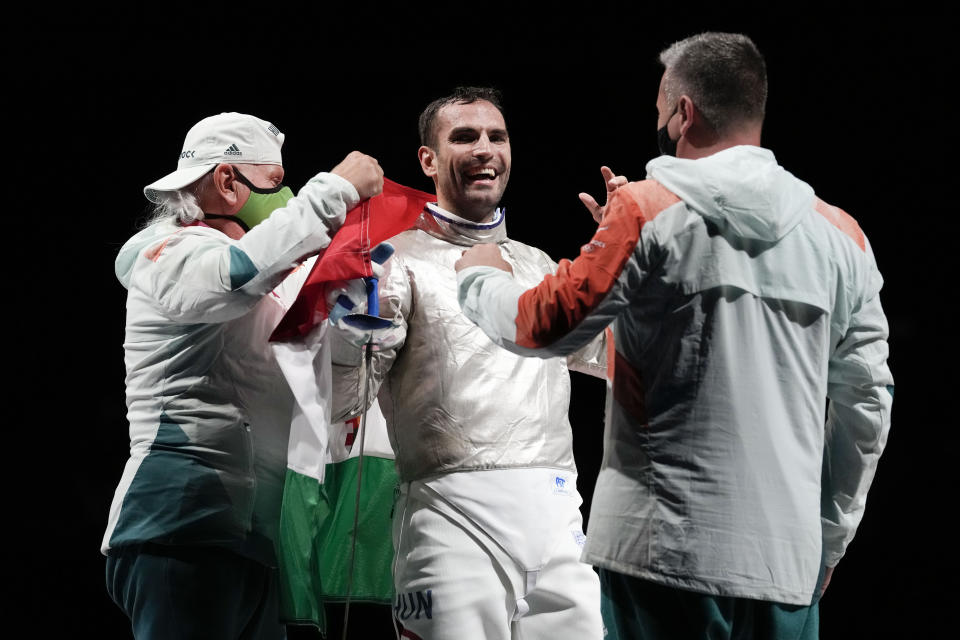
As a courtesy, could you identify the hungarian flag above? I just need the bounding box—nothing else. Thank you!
[271,178,432,631]
[275,404,399,630]
[272,177,434,341]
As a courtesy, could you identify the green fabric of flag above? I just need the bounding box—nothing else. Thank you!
[276,400,397,631]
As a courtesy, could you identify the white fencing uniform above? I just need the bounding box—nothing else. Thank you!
[332,204,605,639]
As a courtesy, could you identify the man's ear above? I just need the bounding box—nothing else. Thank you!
[677,95,697,138]
[212,163,242,208]
[418,146,437,178]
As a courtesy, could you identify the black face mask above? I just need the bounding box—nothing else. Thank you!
[657,105,679,156]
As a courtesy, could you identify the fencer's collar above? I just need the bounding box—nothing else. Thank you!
[417,202,508,246]
[426,202,505,230]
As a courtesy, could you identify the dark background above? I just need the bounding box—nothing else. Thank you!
[14,3,953,638]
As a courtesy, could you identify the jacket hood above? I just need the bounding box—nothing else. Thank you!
[645,146,814,242]
[115,219,180,289]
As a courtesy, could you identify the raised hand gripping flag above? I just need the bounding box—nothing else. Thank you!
[271,178,434,342]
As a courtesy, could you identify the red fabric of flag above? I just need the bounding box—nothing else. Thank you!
[270,177,434,342]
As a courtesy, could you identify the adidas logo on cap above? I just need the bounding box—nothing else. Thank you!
[144,113,283,203]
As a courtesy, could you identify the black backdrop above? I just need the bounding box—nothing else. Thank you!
[16,3,954,638]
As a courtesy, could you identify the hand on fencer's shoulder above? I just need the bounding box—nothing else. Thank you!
[331,151,384,200]
[578,165,628,223]
[454,243,513,274]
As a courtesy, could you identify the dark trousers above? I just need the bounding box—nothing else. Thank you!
[599,568,819,640]
[106,543,285,640]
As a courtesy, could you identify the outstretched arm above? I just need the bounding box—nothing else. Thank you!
[455,180,679,358]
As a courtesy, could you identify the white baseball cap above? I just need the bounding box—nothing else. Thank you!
[144,112,285,203]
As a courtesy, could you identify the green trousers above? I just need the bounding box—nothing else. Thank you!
[599,568,819,640]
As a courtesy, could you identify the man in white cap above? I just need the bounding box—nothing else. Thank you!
[101,112,384,640]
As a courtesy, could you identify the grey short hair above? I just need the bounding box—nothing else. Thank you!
[143,188,204,227]
[659,32,767,135]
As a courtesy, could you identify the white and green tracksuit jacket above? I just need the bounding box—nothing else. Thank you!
[458,146,894,606]
[101,172,358,565]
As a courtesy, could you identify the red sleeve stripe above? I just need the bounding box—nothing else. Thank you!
[514,181,680,349]
[814,198,865,251]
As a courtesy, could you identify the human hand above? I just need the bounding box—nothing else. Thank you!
[454,244,513,273]
[333,314,404,350]
[327,243,395,323]
[327,279,368,325]
[331,151,384,200]
[578,166,628,223]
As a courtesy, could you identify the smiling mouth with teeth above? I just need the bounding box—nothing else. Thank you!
[467,167,497,182]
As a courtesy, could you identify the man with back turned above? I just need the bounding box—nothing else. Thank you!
[456,33,894,639]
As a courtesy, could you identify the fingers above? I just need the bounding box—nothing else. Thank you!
[582,166,627,224]
[579,192,603,224]
[368,242,395,279]
[600,165,615,186]
[327,278,368,324]
[454,244,513,273]
[601,165,627,192]
[331,151,384,200]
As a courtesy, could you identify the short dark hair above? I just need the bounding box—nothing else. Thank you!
[659,32,767,135]
[418,86,505,148]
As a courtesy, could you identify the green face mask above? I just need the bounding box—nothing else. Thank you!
[228,166,294,231]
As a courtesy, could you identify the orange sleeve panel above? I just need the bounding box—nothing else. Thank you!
[514,181,681,349]
[814,198,866,251]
